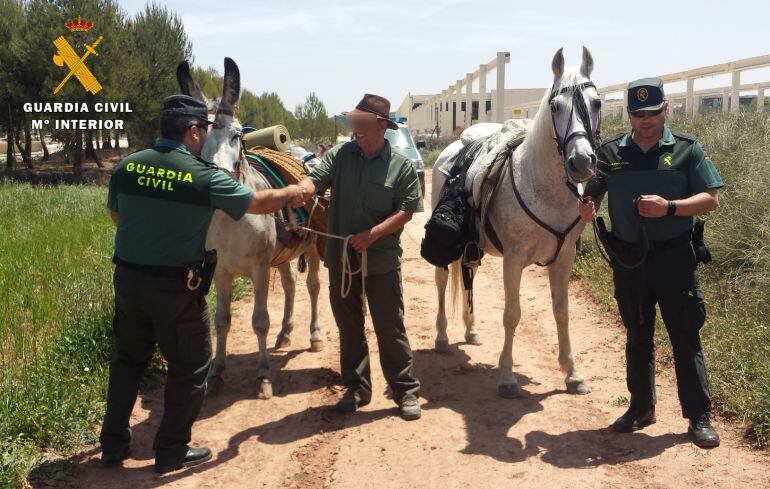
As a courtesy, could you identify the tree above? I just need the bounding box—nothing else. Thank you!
[294,92,335,144]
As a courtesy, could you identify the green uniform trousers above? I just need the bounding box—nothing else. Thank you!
[611,235,711,419]
[99,265,212,465]
[328,269,420,404]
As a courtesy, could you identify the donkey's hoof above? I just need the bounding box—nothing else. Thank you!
[566,381,591,395]
[310,339,324,352]
[465,332,483,346]
[435,338,450,353]
[497,383,522,399]
[274,334,291,350]
[206,375,224,397]
[257,378,273,400]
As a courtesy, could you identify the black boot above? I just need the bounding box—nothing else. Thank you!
[334,389,371,413]
[689,413,720,448]
[155,447,212,474]
[612,405,656,433]
[101,446,130,467]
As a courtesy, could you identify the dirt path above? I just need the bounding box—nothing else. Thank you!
[57,175,769,489]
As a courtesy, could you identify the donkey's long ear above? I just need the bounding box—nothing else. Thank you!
[551,48,565,79]
[176,60,206,102]
[220,57,241,116]
[580,46,594,77]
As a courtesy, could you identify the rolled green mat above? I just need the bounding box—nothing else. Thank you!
[243,125,292,151]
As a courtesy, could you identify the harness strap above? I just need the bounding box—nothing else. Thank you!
[508,156,581,267]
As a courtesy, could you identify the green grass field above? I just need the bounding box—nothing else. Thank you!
[574,112,770,446]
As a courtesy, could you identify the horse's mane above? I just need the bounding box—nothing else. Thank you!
[524,67,587,157]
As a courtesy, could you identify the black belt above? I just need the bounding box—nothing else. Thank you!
[647,232,692,251]
[113,255,188,278]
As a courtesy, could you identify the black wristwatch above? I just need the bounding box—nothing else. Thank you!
[667,200,677,216]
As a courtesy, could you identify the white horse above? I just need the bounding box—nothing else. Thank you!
[432,47,601,397]
[177,58,323,399]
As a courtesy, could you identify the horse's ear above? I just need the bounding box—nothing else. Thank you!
[176,60,206,102]
[551,48,565,79]
[580,46,594,77]
[220,57,241,117]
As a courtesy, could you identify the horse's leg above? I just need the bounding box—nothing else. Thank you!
[548,250,590,395]
[498,255,524,398]
[434,266,450,352]
[251,263,273,399]
[274,261,296,349]
[462,264,482,346]
[207,272,233,396]
[306,247,324,352]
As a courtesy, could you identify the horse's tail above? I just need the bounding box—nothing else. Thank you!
[449,258,462,316]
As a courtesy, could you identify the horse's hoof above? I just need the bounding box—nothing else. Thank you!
[566,381,591,395]
[310,339,324,352]
[465,332,483,346]
[435,338,450,353]
[274,335,291,350]
[257,378,273,400]
[497,383,522,399]
[206,375,224,397]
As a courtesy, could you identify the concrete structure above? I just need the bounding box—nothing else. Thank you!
[396,52,548,137]
[511,53,770,121]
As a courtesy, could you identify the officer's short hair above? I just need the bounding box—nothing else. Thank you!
[159,114,200,140]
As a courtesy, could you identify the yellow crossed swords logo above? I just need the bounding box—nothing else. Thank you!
[52,17,104,95]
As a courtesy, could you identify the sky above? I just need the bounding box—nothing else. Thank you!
[120,0,770,115]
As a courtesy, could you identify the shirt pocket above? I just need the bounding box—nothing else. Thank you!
[363,181,395,215]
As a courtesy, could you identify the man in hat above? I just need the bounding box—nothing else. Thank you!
[100,94,305,473]
[580,79,723,448]
[298,94,424,420]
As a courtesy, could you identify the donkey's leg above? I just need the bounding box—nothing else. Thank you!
[462,264,482,346]
[306,248,324,352]
[434,266,450,352]
[548,251,590,395]
[251,264,273,399]
[207,273,233,396]
[274,261,296,350]
[498,255,524,398]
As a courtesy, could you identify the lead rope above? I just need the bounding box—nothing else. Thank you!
[287,195,368,301]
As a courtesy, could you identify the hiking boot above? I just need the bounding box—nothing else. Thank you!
[101,446,130,467]
[334,389,371,413]
[612,406,656,433]
[399,395,421,421]
[155,447,212,474]
[689,413,720,448]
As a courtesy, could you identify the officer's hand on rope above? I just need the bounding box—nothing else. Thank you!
[637,194,668,218]
[579,197,596,223]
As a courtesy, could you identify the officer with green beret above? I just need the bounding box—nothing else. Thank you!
[100,94,305,473]
[580,78,723,448]
[298,93,423,421]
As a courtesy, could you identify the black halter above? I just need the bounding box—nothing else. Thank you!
[549,80,601,156]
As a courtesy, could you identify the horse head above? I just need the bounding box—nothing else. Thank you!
[176,58,243,174]
[548,46,601,183]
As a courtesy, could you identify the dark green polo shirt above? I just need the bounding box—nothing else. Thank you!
[586,126,723,242]
[308,140,424,275]
[107,138,254,267]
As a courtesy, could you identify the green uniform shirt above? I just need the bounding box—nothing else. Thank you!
[586,126,723,242]
[107,138,254,267]
[308,140,424,275]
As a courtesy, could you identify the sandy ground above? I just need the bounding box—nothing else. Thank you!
[51,174,769,489]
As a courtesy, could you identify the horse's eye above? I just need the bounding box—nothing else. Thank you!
[550,101,558,113]
[231,134,240,142]
[592,99,602,110]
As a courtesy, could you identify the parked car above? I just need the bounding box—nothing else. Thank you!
[385,122,425,198]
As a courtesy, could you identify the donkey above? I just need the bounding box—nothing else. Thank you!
[177,58,323,399]
[432,47,601,397]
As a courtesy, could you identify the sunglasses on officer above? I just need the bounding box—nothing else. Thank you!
[629,108,664,118]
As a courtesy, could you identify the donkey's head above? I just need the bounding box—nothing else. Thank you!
[177,58,243,173]
[548,46,601,183]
